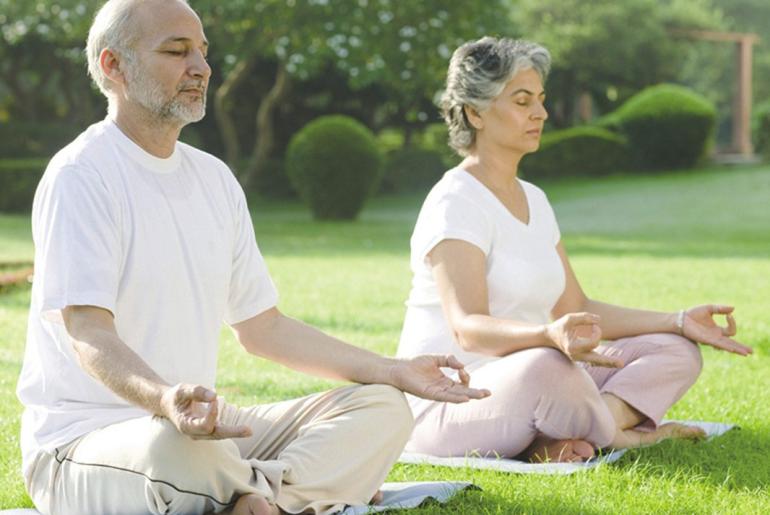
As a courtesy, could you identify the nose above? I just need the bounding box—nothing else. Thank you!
[531,100,548,121]
[188,49,211,81]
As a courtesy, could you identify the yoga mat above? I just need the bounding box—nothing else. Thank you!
[0,482,478,515]
[340,481,477,514]
[399,420,735,475]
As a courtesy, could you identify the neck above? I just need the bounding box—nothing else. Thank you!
[461,145,523,191]
[111,104,183,158]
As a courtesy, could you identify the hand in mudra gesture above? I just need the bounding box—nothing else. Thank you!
[160,383,253,440]
[546,312,624,368]
[683,304,753,356]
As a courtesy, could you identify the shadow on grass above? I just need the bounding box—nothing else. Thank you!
[611,426,770,491]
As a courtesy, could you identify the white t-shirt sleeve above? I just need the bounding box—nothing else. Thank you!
[224,188,278,325]
[412,192,493,266]
[33,165,122,321]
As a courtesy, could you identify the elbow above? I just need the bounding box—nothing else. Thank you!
[233,307,283,357]
[451,321,483,354]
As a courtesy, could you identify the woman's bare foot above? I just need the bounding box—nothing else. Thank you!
[610,422,706,449]
[652,422,706,442]
[524,435,595,463]
[226,493,280,515]
[370,490,384,505]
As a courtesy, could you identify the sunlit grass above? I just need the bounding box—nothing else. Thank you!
[1,164,769,512]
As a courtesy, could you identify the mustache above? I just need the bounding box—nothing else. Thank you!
[178,81,206,93]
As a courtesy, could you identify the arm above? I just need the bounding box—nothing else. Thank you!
[231,307,490,403]
[551,242,752,356]
[428,239,622,367]
[63,305,251,438]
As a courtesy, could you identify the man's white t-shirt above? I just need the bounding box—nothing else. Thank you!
[397,168,566,366]
[16,119,278,475]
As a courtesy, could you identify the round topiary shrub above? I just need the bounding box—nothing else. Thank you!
[613,84,716,170]
[380,147,446,194]
[752,99,770,161]
[519,126,629,179]
[286,115,384,220]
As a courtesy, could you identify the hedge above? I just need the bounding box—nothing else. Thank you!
[0,158,48,213]
[752,100,770,160]
[612,84,716,170]
[520,126,629,179]
[379,147,446,194]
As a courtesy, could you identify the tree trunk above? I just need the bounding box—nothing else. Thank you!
[213,56,257,174]
[241,63,291,190]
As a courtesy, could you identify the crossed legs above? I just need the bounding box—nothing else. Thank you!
[26,384,413,515]
[406,333,703,462]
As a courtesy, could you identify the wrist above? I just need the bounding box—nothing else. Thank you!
[673,310,686,336]
[541,323,558,349]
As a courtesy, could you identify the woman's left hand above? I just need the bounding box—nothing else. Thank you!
[682,305,753,356]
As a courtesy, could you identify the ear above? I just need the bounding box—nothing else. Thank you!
[100,48,127,89]
[463,105,484,130]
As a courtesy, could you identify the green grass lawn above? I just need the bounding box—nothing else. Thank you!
[1,164,769,513]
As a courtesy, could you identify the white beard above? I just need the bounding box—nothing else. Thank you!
[124,63,206,124]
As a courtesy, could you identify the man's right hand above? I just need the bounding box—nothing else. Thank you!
[159,383,252,439]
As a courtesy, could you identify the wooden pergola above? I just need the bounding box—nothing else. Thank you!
[671,29,760,156]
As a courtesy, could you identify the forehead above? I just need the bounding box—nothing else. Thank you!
[132,0,207,47]
[504,68,544,93]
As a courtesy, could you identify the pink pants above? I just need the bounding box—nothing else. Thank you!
[406,333,703,457]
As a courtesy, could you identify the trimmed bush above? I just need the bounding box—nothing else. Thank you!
[752,100,770,161]
[0,158,48,213]
[286,115,383,220]
[520,126,629,179]
[380,147,446,194]
[613,84,716,170]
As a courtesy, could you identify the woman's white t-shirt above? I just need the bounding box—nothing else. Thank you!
[397,168,566,366]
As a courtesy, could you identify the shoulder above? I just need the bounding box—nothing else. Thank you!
[520,178,558,214]
[423,168,489,212]
[40,121,119,195]
[177,141,246,202]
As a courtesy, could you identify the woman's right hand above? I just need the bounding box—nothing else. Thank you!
[545,313,624,368]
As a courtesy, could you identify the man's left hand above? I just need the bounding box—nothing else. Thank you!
[388,355,491,403]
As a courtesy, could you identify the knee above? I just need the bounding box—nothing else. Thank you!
[520,348,589,393]
[652,333,703,384]
[144,418,239,479]
[356,384,415,439]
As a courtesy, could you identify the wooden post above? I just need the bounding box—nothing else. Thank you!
[734,36,754,154]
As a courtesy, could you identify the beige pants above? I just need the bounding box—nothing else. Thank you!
[26,384,413,515]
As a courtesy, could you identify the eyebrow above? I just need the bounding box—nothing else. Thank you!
[511,88,546,96]
[161,36,209,49]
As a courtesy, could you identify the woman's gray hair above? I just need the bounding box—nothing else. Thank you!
[440,37,551,156]
[86,0,189,96]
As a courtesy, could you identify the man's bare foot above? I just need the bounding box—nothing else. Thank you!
[226,493,280,515]
[524,435,595,463]
[370,490,384,505]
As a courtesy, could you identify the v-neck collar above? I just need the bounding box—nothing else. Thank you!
[455,168,533,228]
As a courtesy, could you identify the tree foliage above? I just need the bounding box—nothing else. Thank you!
[514,0,725,126]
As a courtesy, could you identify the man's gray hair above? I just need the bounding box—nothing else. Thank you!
[440,37,551,157]
[86,0,189,96]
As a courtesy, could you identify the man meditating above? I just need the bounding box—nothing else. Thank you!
[15,1,488,513]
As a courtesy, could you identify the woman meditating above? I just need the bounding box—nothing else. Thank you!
[396,37,752,462]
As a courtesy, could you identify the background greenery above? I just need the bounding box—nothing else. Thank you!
[1,0,768,200]
[2,164,769,512]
